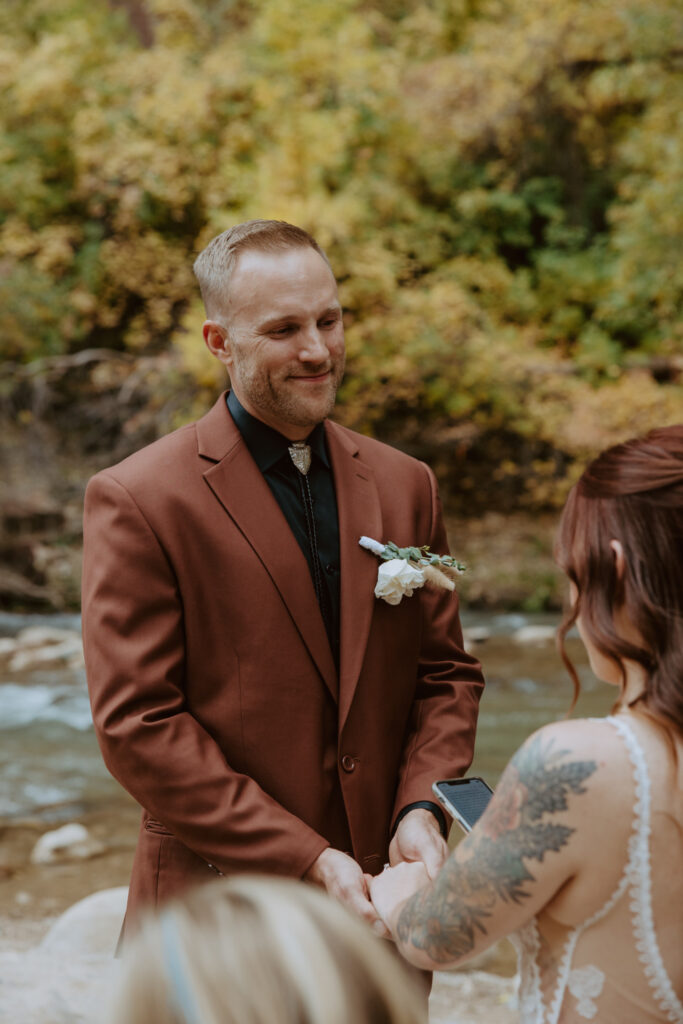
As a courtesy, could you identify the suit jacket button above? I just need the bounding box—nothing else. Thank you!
[341,754,356,773]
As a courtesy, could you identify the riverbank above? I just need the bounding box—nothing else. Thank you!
[1,801,518,1023]
[0,496,564,615]
[0,347,569,614]
[3,612,606,1023]
[0,822,518,1024]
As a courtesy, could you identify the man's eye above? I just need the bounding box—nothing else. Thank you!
[270,325,295,337]
[319,317,339,329]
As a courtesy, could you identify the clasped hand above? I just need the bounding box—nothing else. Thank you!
[306,808,445,938]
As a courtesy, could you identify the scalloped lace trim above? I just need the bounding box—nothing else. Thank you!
[510,921,544,1024]
[511,715,683,1023]
[611,716,683,1023]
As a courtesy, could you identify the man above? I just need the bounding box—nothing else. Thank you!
[82,220,484,938]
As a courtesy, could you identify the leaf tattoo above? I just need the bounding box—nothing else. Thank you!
[396,735,597,962]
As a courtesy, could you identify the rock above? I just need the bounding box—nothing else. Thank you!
[7,626,84,670]
[0,566,59,608]
[513,624,557,644]
[30,824,105,865]
[0,888,124,1024]
[1,501,65,537]
[39,888,128,956]
[462,626,491,647]
[511,676,539,694]
[0,636,18,656]
[0,946,120,1024]
[9,639,84,671]
[15,626,81,648]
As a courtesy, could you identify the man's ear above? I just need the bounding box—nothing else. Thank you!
[203,320,232,369]
[610,539,626,580]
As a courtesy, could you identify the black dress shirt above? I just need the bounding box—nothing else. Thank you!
[227,391,341,668]
[226,392,447,839]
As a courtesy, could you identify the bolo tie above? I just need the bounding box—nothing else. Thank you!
[288,441,324,607]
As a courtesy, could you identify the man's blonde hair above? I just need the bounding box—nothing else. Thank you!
[193,220,332,320]
[108,876,427,1024]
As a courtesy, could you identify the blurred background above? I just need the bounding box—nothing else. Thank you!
[0,0,681,966]
[0,0,681,613]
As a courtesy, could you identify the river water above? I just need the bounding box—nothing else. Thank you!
[0,612,614,825]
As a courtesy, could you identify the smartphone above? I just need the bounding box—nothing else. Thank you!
[432,776,494,833]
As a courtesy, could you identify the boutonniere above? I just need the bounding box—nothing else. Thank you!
[359,537,465,605]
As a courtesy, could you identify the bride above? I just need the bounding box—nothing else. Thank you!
[371,426,683,1023]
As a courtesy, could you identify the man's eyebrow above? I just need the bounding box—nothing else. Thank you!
[258,305,341,330]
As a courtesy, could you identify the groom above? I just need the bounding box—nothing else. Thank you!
[82,220,484,937]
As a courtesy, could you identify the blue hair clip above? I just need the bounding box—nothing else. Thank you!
[160,912,203,1024]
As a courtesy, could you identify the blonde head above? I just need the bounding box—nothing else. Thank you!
[193,220,332,321]
[109,876,427,1024]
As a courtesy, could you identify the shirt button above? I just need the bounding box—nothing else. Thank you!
[325,563,338,575]
[341,754,356,773]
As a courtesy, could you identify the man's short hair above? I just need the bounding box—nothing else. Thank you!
[193,220,332,320]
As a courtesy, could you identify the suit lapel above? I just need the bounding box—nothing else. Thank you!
[196,396,338,702]
[326,422,383,731]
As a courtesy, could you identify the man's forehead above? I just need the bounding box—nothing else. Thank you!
[232,245,332,281]
[226,246,339,316]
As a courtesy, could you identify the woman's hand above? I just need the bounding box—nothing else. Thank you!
[369,861,431,934]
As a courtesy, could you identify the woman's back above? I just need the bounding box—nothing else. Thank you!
[515,714,683,1023]
[370,425,683,1024]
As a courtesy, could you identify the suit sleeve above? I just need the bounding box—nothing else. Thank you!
[82,471,328,878]
[391,463,485,829]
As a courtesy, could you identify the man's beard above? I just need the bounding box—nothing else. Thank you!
[233,357,345,430]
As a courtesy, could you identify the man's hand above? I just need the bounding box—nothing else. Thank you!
[369,861,430,933]
[305,848,390,937]
[389,807,449,879]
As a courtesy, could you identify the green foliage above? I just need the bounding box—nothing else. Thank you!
[0,0,680,503]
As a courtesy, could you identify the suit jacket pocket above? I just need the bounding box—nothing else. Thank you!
[144,817,173,836]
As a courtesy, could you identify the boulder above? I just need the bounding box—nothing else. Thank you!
[15,626,81,648]
[0,566,59,608]
[462,625,491,647]
[30,824,105,865]
[0,887,125,1024]
[0,636,18,656]
[39,887,128,957]
[513,624,557,644]
[7,626,84,670]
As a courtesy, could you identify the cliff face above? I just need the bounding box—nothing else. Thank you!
[0,348,567,612]
[0,349,192,610]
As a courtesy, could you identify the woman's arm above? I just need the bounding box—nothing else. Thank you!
[371,722,600,971]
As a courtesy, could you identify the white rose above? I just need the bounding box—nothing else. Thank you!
[374,559,425,605]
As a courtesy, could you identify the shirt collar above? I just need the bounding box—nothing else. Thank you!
[226,391,329,472]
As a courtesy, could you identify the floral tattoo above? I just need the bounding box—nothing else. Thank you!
[396,735,597,962]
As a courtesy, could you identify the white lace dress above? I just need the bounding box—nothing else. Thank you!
[511,716,683,1024]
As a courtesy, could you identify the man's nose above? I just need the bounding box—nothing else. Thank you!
[297,325,328,362]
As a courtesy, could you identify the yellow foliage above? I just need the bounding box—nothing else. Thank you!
[0,0,680,508]
[172,300,226,392]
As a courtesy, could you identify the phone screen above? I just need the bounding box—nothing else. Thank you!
[432,777,493,833]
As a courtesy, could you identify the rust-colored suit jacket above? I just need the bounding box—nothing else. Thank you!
[82,394,483,928]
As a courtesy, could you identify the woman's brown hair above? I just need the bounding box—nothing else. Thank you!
[555,425,683,734]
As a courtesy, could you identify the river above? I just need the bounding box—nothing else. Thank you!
[0,611,613,826]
